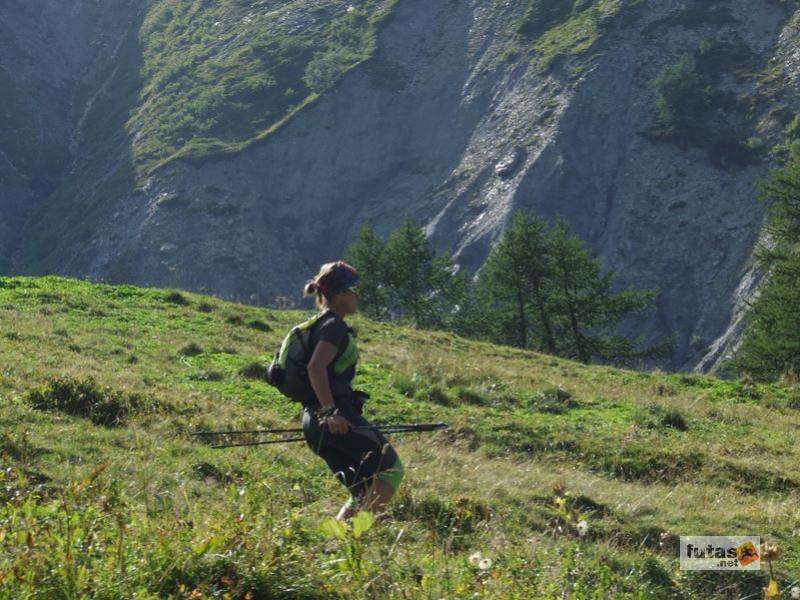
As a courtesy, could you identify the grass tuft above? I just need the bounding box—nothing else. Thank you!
[26,375,165,426]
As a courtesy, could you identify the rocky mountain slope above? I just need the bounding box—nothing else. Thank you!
[2,0,799,372]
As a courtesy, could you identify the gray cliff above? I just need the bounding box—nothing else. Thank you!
[2,0,799,372]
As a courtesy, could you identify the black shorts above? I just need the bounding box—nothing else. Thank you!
[302,392,400,500]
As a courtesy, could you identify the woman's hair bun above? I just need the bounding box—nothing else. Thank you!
[303,281,318,296]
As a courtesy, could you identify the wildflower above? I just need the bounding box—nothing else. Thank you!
[479,557,493,571]
[761,542,783,560]
[790,587,800,600]
[576,520,589,537]
[468,551,482,567]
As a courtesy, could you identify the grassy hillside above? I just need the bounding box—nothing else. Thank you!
[132,0,397,177]
[1,276,799,598]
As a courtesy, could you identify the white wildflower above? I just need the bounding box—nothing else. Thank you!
[468,551,482,567]
[479,557,493,571]
[790,587,800,600]
[576,520,589,537]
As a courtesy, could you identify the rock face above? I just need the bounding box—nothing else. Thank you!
[2,0,800,372]
[0,0,145,269]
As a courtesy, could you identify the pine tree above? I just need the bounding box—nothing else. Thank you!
[479,213,557,351]
[733,159,800,380]
[344,223,388,320]
[546,219,659,364]
[477,212,664,365]
[381,217,460,328]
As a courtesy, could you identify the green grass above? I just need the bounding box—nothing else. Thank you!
[510,0,637,70]
[131,0,398,177]
[1,276,799,597]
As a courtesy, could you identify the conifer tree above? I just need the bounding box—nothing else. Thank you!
[479,213,557,351]
[344,223,388,319]
[546,218,658,364]
[478,212,663,364]
[381,217,461,328]
[733,160,800,380]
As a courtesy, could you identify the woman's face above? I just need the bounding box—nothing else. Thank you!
[331,289,359,315]
[344,289,359,315]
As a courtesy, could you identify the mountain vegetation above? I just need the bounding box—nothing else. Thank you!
[0,276,798,597]
[346,214,668,367]
[733,151,800,381]
[134,0,397,176]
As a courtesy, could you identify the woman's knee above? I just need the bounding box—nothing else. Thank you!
[375,454,404,494]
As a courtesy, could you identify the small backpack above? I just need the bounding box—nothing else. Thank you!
[266,313,326,404]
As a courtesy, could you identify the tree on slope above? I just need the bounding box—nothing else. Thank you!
[733,159,800,380]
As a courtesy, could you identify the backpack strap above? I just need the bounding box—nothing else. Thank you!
[299,310,329,362]
[292,326,310,361]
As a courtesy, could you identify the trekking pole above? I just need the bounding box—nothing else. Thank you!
[192,426,310,436]
[192,422,449,449]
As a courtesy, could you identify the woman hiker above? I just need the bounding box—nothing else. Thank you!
[301,260,404,521]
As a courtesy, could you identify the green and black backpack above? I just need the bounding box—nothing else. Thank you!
[266,313,325,404]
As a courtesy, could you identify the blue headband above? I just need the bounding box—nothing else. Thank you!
[320,264,360,297]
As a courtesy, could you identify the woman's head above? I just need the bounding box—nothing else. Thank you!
[304,261,360,314]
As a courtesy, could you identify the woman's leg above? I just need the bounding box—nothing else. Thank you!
[303,408,404,518]
[361,454,404,517]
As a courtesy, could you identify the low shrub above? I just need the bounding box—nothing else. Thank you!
[528,386,577,413]
[239,362,268,380]
[26,376,162,426]
[248,319,271,332]
[165,291,189,305]
[180,342,204,357]
[636,405,689,431]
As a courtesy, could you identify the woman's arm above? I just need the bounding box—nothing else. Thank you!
[308,340,351,433]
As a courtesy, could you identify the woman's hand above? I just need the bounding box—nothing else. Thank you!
[326,412,352,434]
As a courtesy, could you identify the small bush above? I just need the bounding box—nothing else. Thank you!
[735,376,761,400]
[180,342,204,357]
[788,389,800,410]
[303,48,355,94]
[654,382,676,396]
[225,315,244,326]
[414,384,452,406]
[239,362,268,380]
[26,376,162,426]
[651,55,710,139]
[248,319,271,332]
[529,386,577,413]
[197,302,215,313]
[636,405,689,431]
[660,408,689,431]
[165,291,189,305]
